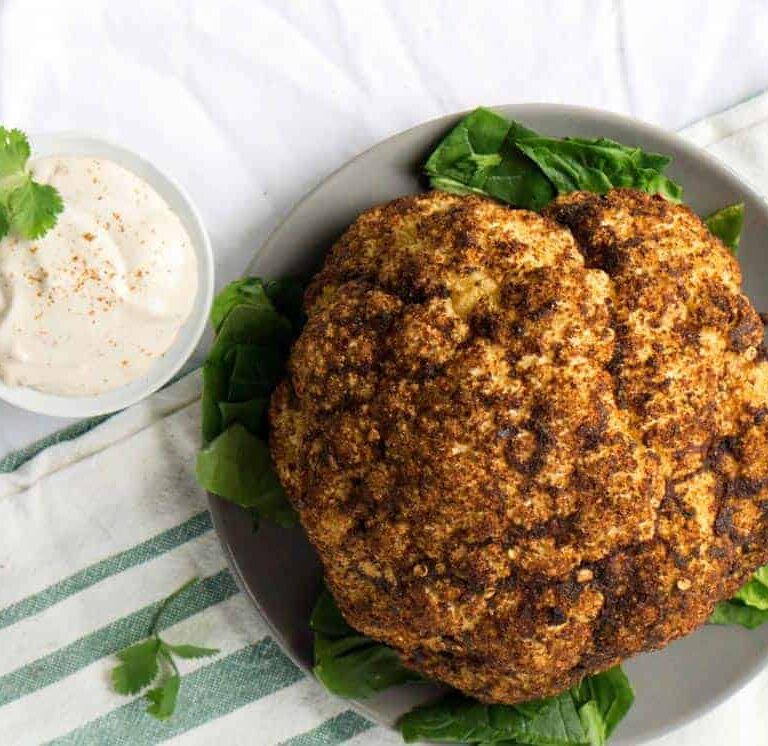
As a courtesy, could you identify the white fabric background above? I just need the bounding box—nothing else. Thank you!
[2,1,768,743]
[3,0,768,450]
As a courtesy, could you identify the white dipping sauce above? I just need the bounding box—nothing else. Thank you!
[0,156,198,396]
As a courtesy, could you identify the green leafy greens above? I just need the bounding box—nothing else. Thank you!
[111,578,219,720]
[0,128,63,240]
[196,277,304,528]
[310,588,423,698]
[398,667,634,746]
[425,108,682,208]
[513,136,682,202]
[710,564,768,629]
[195,113,759,744]
[705,202,744,254]
[309,588,633,744]
[424,108,555,210]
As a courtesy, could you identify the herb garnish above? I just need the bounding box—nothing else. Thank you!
[111,578,219,720]
[0,128,63,240]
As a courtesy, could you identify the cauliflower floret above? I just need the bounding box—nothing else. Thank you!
[270,190,768,704]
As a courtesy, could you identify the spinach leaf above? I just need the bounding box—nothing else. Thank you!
[310,589,422,699]
[210,277,276,333]
[399,690,586,745]
[705,203,744,254]
[310,586,356,638]
[398,667,633,746]
[208,304,292,364]
[196,424,297,527]
[424,108,555,211]
[709,562,768,629]
[219,398,269,435]
[572,667,634,742]
[197,277,305,528]
[709,599,768,629]
[264,277,306,331]
[425,108,683,210]
[513,136,682,201]
[314,636,422,699]
[201,360,232,445]
[733,572,768,610]
[576,701,606,746]
[227,344,286,402]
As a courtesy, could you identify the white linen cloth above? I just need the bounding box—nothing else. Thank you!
[1,91,768,746]
[3,2,768,744]
[4,0,768,453]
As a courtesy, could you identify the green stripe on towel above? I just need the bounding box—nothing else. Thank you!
[0,368,198,475]
[0,415,113,474]
[0,511,213,631]
[49,638,303,746]
[0,570,238,708]
[279,711,373,746]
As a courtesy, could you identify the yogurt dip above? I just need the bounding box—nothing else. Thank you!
[0,156,198,396]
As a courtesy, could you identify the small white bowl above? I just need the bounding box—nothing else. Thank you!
[0,132,214,417]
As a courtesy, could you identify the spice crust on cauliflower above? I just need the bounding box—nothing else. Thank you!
[270,189,768,704]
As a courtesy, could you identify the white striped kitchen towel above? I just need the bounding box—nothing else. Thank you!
[4,95,768,745]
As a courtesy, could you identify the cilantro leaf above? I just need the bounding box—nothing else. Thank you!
[163,643,219,659]
[111,638,161,695]
[145,674,181,721]
[7,180,64,239]
[110,578,220,721]
[0,126,64,240]
[0,128,31,177]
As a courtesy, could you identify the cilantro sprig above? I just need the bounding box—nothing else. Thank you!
[111,578,219,720]
[0,127,64,240]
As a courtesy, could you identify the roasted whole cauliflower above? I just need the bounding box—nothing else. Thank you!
[270,189,768,704]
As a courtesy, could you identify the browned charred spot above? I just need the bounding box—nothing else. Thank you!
[725,476,767,499]
[714,505,734,537]
[705,436,738,471]
[558,578,584,602]
[470,311,501,339]
[708,545,729,560]
[504,405,554,477]
[576,423,604,451]
[547,607,567,626]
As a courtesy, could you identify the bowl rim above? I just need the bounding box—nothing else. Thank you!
[0,131,214,417]
[210,102,768,744]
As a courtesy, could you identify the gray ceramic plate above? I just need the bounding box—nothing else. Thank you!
[209,104,768,745]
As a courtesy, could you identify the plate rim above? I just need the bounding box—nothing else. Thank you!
[209,102,768,745]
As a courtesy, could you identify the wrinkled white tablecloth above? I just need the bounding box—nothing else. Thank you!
[2,2,768,744]
[3,0,768,451]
